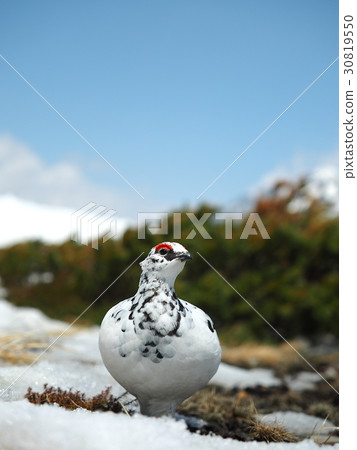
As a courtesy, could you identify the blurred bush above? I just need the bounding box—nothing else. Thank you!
[0,179,338,342]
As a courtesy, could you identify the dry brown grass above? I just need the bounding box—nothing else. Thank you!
[248,420,299,443]
[0,333,51,364]
[180,388,256,424]
[25,384,129,415]
[0,328,83,365]
[222,341,306,370]
[178,387,299,443]
[307,416,339,445]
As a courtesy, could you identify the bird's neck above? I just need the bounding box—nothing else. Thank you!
[138,271,176,295]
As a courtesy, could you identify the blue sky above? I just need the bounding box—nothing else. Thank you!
[0,0,338,219]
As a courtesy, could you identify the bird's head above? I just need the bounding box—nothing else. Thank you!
[139,242,192,286]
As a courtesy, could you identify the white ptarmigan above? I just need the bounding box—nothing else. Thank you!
[99,242,221,417]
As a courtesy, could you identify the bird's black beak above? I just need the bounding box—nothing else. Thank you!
[176,252,192,262]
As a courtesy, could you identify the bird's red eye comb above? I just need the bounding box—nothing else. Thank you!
[155,243,173,252]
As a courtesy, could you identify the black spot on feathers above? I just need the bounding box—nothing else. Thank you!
[207,319,215,333]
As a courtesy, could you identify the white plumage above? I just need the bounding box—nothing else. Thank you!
[99,242,221,416]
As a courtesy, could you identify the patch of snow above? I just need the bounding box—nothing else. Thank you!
[323,366,338,380]
[0,401,338,450]
[257,411,337,437]
[210,362,281,389]
[59,328,103,364]
[0,359,127,401]
[0,194,131,249]
[26,271,54,285]
[0,194,74,247]
[0,299,66,333]
[284,372,322,391]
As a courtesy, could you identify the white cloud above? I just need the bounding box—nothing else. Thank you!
[0,135,139,215]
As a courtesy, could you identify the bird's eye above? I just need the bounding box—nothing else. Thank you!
[159,248,168,255]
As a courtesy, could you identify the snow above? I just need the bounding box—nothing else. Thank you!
[0,358,127,402]
[0,194,74,247]
[0,300,338,449]
[0,401,333,450]
[210,363,281,389]
[209,362,323,393]
[0,194,130,248]
[284,372,322,391]
[0,298,66,332]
